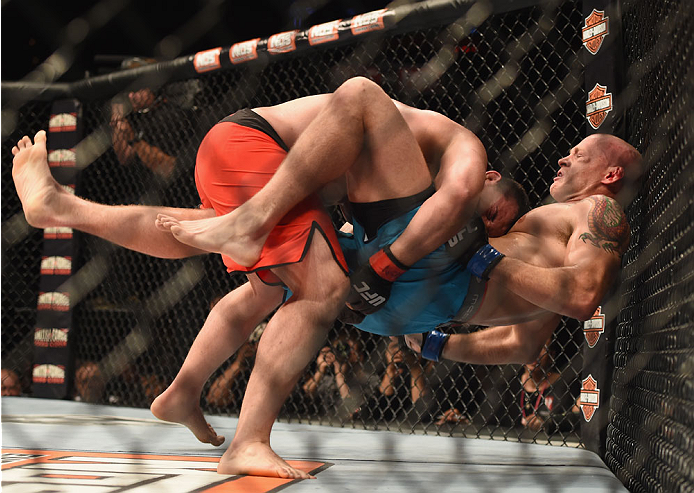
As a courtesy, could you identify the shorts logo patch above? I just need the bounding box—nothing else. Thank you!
[2,449,330,492]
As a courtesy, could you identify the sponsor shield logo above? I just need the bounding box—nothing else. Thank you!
[44,226,73,240]
[32,364,66,384]
[34,328,69,348]
[37,292,70,311]
[583,306,605,348]
[48,149,76,168]
[586,83,613,130]
[580,374,600,422]
[49,113,77,132]
[582,9,609,55]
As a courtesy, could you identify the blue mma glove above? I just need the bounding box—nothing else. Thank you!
[420,330,450,362]
[444,216,488,265]
[444,216,505,280]
[466,244,505,280]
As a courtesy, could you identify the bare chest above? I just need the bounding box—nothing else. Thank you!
[490,204,575,268]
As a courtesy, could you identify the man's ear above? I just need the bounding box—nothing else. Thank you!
[485,170,502,182]
[603,166,624,184]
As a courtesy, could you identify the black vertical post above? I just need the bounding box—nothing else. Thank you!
[580,0,625,458]
[32,99,82,399]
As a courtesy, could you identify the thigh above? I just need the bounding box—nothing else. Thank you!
[346,94,431,202]
[272,230,349,303]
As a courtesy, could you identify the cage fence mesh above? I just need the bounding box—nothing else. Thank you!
[604,1,694,492]
[1,1,689,483]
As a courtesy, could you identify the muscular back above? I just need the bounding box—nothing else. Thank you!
[254,95,482,179]
[469,195,629,326]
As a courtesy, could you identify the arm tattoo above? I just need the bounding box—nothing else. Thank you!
[579,196,630,256]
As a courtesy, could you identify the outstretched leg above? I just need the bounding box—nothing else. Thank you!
[157,76,430,265]
[11,131,213,259]
[217,233,349,478]
[151,275,283,446]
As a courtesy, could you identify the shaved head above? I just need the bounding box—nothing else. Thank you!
[594,134,643,198]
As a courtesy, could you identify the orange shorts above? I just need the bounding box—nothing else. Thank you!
[194,120,348,284]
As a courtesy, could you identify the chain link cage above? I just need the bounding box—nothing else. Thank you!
[604,1,694,492]
[1,2,692,488]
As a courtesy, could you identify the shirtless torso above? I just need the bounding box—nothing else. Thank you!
[469,195,627,326]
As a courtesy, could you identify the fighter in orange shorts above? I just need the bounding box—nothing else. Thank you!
[194,109,347,284]
[12,77,518,480]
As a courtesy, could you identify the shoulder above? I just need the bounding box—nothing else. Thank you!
[574,195,630,256]
[574,195,628,225]
[395,102,471,138]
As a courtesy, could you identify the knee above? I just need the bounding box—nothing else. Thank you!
[332,77,386,108]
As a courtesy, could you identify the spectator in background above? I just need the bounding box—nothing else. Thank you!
[351,337,434,423]
[206,321,266,410]
[110,57,202,179]
[1,368,22,396]
[73,360,106,403]
[300,327,367,416]
[518,337,581,433]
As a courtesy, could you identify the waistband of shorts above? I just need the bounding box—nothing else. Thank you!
[452,275,487,322]
[348,184,435,241]
[220,108,289,152]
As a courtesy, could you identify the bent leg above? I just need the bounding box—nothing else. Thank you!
[151,275,284,446]
[11,131,213,258]
[218,232,349,478]
[159,77,431,262]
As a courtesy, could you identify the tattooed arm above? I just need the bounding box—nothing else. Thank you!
[486,195,628,320]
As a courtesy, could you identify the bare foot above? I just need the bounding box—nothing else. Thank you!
[151,386,225,447]
[11,131,70,228]
[155,212,267,267]
[218,441,315,479]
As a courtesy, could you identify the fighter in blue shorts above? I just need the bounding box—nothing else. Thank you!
[338,186,487,336]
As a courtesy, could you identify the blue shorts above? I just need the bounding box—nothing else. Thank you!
[338,206,472,336]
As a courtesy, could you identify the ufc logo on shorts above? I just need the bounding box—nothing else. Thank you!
[353,282,386,307]
[447,224,478,247]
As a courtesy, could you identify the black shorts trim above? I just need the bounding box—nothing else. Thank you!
[227,221,348,288]
[349,184,435,242]
[452,275,487,323]
[221,108,289,152]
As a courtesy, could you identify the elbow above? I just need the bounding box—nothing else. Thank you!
[518,338,546,365]
[566,290,602,321]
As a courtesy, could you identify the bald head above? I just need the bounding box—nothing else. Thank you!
[593,134,643,202]
[595,134,642,177]
[550,134,642,204]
